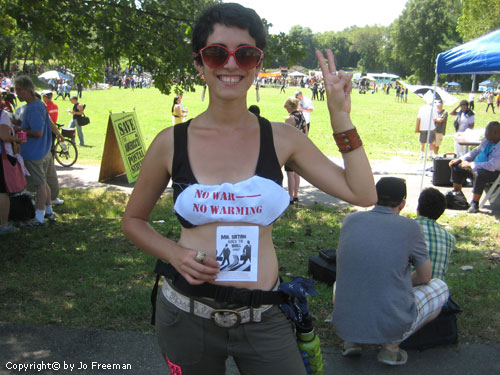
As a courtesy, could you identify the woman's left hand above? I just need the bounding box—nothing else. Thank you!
[316,49,353,115]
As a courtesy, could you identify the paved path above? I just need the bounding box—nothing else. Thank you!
[2,158,499,374]
[2,322,500,374]
[54,157,500,215]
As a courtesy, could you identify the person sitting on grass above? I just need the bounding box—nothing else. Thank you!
[332,177,449,366]
[415,188,456,279]
[448,121,500,213]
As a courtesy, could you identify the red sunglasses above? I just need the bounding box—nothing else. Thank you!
[198,44,263,70]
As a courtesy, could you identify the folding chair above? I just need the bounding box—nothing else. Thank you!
[479,173,500,209]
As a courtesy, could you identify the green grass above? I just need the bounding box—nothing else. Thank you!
[3,83,499,347]
[1,188,499,347]
[32,83,498,165]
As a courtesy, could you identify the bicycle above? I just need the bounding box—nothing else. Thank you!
[53,123,78,167]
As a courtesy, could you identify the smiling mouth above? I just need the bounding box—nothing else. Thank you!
[218,75,243,84]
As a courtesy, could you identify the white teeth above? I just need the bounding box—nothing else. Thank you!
[220,76,240,83]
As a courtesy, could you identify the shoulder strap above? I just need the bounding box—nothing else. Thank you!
[172,120,196,195]
[172,121,189,178]
[255,116,283,185]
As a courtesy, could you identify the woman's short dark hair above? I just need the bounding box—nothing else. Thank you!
[418,188,446,220]
[192,3,267,65]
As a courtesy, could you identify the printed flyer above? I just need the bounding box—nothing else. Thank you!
[215,226,258,282]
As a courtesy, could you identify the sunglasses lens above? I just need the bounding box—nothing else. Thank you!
[201,46,228,69]
[235,46,262,69]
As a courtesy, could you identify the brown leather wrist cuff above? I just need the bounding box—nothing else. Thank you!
[333,128,362,153]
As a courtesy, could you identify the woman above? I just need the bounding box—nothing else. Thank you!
[171,96,183,125]
[122,3,376,374]
[1,91,14,113]
[450,99,475,156]
[0,109,23,235]
[283,97,307,204]
[68,96,85,146]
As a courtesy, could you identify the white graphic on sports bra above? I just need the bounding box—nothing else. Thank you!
[215,226,258,282]
[174,176,289,226]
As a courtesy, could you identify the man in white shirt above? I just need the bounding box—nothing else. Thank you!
[468,92,475,111]
[415,101,438,159]
[295,90,314,131]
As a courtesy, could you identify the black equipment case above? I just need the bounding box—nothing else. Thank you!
[308,249,336,285]
[400,297,462,350]
[432,153,456,187]
[8,193,35,221]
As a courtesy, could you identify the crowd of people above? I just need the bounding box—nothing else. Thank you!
[0,73,91,233]
[415,96,499,213]
[1,3,499,374]
[103,67,153,90]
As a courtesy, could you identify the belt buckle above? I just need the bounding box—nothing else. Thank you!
[210,309,242,328]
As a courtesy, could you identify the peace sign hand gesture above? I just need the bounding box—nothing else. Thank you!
[316,49,353,130]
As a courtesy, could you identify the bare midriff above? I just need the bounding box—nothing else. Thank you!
[178,222,278,291]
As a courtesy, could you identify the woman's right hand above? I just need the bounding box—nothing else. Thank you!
[316,49,353,116]
[170,248,220,285]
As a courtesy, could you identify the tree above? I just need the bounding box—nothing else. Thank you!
[348,26,386,73]
[376,25,411,77]
[289,25,317,69]
[313,31,357,70]
[457,0,500,41]
[4,0,216,94]
[391,0,462,84]
[265,32,305,69]
[261,19,305,70]
[0,11,18,71]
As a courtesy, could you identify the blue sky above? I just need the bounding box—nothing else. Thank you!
[225,0,408,34]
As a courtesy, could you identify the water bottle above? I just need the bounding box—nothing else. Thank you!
[297,329,324,375]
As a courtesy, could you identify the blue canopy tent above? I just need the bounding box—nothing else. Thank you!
[478,80,494,92]
[418,29,500,190]
[436,29,500,74]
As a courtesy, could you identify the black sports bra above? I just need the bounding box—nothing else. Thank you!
[171,116,289,228]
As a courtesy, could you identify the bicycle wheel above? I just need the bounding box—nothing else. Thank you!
[54,141,78,167]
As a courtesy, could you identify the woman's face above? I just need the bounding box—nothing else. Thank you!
[195,24,261,101]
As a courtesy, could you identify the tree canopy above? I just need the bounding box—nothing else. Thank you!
[3,0,215,94]
[457,0,500,41]
[2,0,500,90]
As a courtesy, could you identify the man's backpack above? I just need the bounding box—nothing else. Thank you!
[401,297,462,350]
[308,249,336,285]
[445,191,469,210]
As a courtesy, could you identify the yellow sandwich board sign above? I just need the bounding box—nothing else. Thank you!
[98,111,146,184]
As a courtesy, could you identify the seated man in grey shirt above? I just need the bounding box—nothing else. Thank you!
[331,177,449,365]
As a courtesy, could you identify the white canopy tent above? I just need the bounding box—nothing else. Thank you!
[289,71,307,77]
[38,70,73,81]
[402,83,458,106]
